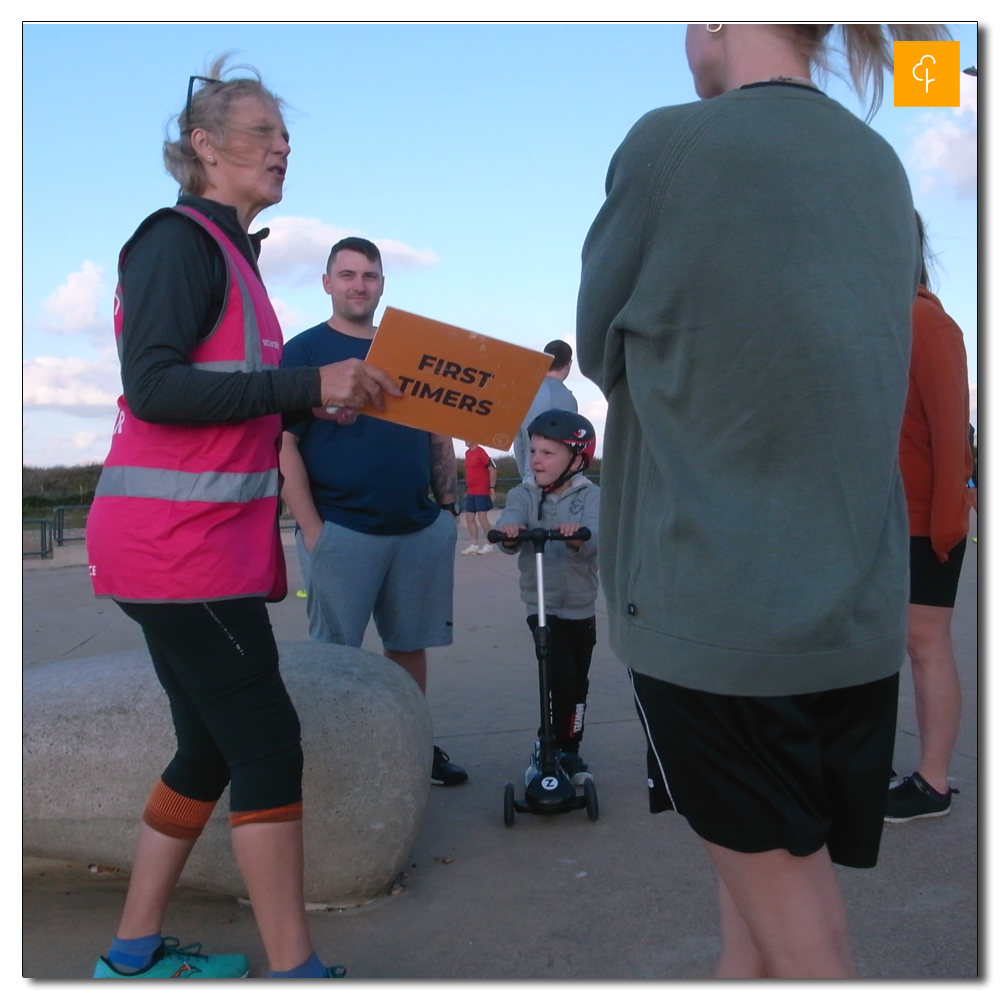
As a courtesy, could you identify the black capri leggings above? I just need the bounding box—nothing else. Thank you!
[117,598,303,812]
[909,536,967,608]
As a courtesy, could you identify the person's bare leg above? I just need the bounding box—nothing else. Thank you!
[385,647,427,693]
[464,512,479,546]
[116,821,197,939]
[477,512,491,541]
[907,603,961,793]
[715,875,768,978]
[230,820,313,973]
[703,840,856,978]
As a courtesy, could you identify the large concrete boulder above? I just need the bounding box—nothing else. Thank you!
[23,641,432,907]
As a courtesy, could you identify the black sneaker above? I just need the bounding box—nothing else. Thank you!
[431,746,468,786]
[884,772,956,823]
[559,752,593,787]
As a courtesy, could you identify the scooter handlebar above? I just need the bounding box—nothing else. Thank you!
[487,527,591,546]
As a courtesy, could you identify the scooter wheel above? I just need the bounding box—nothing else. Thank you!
[503,782,516,827]
[583,777,598,821]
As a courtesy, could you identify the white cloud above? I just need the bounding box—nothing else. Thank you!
[579,396,608,422]
[258,216,438,288]
[969,383,977,431]
[68,429,103,450]
[269,297,307,335]
[578,395,608,456]
[370,238,438,269]
[41,261,108,338]
[23,354,122,417]
[959,71,977,117]
[910,74,977,199]
[22,425,113,467]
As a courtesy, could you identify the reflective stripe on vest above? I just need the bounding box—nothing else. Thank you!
[182,244,277,372]
[170,205,279,373]
[95,466,279,504]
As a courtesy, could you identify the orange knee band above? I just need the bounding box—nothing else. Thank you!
[230,803,303,828]
[143,780,218,841]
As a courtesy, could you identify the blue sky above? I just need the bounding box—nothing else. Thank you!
[22,22,978,466]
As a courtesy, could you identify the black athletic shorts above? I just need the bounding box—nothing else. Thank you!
[630,669,899,869]
[910,536,967,608]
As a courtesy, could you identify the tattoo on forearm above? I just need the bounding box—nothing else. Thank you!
[430,436,457,502]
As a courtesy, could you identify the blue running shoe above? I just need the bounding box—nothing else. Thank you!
[93,938,249,978]
[325,965,348,977]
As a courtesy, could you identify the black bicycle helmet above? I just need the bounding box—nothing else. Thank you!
[526,409,597,471]
[526,409,596,512]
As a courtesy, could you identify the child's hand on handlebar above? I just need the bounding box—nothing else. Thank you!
[498,523,526,539]
[556,523,584,549]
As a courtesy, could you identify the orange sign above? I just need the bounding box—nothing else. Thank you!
[357,307,552,449]
[894,41,961,107]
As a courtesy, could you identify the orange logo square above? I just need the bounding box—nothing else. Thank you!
[894,40,961,107]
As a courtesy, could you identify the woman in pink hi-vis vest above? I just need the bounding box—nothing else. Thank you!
[87,58,398,980]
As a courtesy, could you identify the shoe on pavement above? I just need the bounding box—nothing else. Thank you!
[560,751,593,787]
[431,746,468,786]
[477,544,494,554]
[884,772,956,823]
[94,939,249,979]
[325,965,347,977]
[461,544,480,555]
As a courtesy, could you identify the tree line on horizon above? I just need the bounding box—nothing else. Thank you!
[22,452,604,510]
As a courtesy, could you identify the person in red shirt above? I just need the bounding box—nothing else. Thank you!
[885,216,974,823]
[462,442,497,554]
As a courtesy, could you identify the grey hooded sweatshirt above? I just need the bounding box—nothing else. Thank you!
[496,475,600,619]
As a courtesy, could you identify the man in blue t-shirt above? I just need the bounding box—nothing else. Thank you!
[280,237,467,786]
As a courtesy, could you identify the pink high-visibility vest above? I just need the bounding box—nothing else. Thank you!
[87,205,287,603]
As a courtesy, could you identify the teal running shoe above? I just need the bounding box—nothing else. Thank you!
[326,965,347,977]
[93,938,249,978]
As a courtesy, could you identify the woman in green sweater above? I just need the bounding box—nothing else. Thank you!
[577,23,948,978]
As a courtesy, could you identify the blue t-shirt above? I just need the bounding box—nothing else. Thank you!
[282,323,440,536]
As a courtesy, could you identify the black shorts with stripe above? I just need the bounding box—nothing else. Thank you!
[631,669,899,869]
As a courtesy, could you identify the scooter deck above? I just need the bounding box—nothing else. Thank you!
[512,796,588,815]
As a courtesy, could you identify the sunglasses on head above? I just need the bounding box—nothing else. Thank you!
[183,75,220,131]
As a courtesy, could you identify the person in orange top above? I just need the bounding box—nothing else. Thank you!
[885,216,974,823]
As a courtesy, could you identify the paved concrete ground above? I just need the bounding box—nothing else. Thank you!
[23,514,978,979]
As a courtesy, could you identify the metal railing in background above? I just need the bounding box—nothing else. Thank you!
[459,474,600,508]
[52,505,91,546]
[277,473,603,530]
[23,519,53,559]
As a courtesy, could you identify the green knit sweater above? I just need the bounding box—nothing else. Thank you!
[577,83,919,696]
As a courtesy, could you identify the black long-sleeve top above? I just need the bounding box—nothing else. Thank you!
[118,194,319,425]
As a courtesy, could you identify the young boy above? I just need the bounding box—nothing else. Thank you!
[495,410,600,782]
[462,441,497,555]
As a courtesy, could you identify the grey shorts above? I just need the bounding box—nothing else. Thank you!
[295,513,456,651]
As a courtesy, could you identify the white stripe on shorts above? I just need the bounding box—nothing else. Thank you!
[629,668,677,810]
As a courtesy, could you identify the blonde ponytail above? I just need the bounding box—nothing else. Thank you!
[792,24,952,118]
